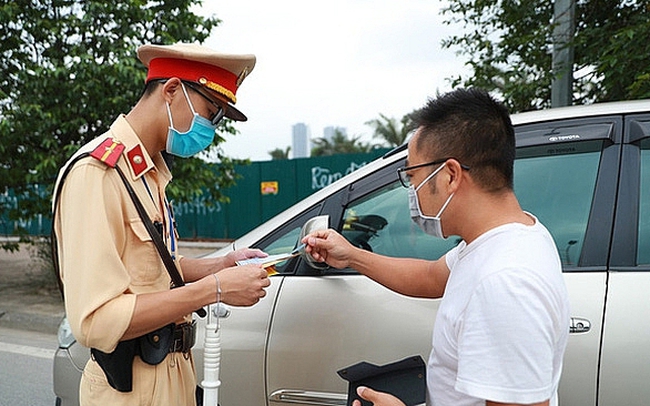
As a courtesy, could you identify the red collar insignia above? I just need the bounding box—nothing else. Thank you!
[127,144,149,177]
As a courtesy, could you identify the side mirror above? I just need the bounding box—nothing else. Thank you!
[299,215,330,270]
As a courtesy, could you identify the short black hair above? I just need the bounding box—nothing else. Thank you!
[141,79,164,98]
[412,88,515,192]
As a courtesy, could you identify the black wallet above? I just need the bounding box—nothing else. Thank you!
[337,355,426,406]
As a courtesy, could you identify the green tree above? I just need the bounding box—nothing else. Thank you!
[311,129,375,157]
[365,112,415,147]
[0,0,247,246]
[269,146,291,160]
[441,0,650,111]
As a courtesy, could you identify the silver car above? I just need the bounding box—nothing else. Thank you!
[55,99,650,405]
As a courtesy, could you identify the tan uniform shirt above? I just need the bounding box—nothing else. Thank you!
[53,115,196,405]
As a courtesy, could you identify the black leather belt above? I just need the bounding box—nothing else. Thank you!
[170,321,197,353]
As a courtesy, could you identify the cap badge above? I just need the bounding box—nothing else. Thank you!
[198,77,237,104]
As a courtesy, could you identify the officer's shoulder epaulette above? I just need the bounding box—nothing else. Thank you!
[89,137,125,168]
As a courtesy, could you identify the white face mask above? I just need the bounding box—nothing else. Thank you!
[407,163,454,239]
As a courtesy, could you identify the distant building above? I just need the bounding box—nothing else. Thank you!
[292,123,311,158]
[323,126,347,141]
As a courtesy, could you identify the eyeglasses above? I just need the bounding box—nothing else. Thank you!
[183,81,227,126]
[397,158,470,188]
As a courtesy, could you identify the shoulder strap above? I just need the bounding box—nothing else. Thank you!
[51,137,126,288]
[112,165,207,317]
[51,152,92,298]
[112,165,185,288]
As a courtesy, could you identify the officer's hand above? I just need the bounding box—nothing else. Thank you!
[224,247,268,267]
[351,386,406,406]
[213,264,270,306]
[302,229,355,269]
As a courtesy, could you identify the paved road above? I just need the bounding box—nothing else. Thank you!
[0,327,57,406]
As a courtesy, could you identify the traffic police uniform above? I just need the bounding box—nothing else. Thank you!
[52,43,255,405]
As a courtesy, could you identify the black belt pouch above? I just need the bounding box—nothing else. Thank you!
[91,323,175,392]
[91,339,138,392]
[139,323,175,365]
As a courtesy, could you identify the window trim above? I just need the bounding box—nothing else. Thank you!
[610,114,650,268]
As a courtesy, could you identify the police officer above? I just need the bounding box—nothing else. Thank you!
[53,43,270,405]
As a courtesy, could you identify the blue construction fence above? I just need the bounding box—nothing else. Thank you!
[1,148,391,240]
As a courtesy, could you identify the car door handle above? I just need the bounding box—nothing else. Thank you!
[570,317,591,334]
[269,389,347,405]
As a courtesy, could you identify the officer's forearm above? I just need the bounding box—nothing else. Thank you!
[179,256,228,282]
[122,276,214,340]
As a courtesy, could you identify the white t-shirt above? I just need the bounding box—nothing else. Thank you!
[427,216,570,406]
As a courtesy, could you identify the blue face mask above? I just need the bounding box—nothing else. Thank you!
[165,83,218,158]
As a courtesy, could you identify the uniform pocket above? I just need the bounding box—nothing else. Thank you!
[125,218,165,284]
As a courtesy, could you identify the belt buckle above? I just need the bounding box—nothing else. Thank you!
[170,334,182,353]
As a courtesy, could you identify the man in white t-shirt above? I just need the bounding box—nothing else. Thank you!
[302,88,570,406]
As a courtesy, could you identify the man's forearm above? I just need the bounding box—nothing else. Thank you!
[349,249,448,299]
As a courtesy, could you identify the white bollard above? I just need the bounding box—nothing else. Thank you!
[202,305,222,406]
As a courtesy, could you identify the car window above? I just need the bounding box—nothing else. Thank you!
[341,180,458,261]
[251,205,322,275]
[514,140,603,266]
[338,137,603,267]
[638,138,650,265]
[263,227,302,256]
[258,225,303,274]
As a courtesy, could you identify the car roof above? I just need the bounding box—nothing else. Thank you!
[511,99,650,126]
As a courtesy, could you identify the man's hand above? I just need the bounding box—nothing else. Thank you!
[224,247,268,267]
[302,229,355,269]
[352,386,406,406]
[212,264,270,306]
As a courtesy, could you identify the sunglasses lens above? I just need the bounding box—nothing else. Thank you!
[211,108,226,126]
[184,81,226,126]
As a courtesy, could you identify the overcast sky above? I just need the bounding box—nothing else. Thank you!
[200,0,468,161]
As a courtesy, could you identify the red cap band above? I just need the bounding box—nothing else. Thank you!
[146,58,239,103]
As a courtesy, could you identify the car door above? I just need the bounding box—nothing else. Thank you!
[513,116,622,406]
[598,113,650,405]
[217,205,324,406]
[265,159,448,406]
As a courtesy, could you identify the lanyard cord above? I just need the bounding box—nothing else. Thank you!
[141,176,155,203]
